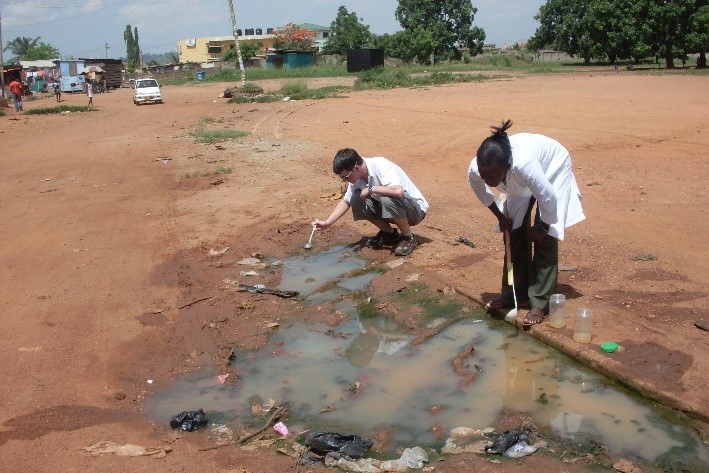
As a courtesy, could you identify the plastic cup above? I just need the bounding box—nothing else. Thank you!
[573,308,593,343]
[548,294,567,328]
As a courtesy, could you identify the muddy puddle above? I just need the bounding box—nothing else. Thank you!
[147,246,708,469]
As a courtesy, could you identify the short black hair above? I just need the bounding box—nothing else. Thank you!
[333,148,364,174]
[476,119,513,169]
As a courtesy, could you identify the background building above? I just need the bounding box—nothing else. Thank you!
[176,24,331,65]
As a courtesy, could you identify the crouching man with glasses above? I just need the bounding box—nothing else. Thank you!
[312,148,428,256]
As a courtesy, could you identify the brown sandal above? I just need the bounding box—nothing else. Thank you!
[523,308,547,326]
[485,298,530,311]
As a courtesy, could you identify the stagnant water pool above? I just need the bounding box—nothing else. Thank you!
[146,245,708,470]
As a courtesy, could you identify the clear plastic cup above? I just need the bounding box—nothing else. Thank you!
[548,294,567,328]
[573,308,593,343]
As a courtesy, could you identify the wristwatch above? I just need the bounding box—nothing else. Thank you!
[539,221,550,232]
[367,183,374,194]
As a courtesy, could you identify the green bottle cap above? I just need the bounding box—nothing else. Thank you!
[600,341,618,353]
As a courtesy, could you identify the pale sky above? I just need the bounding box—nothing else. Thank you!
[1,0,545,59]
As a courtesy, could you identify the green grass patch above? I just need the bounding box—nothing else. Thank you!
[227,80,348,104]
[199,116,218,126]
[353,67,505,90]
[191,129,249,143]
[24,105,97,115]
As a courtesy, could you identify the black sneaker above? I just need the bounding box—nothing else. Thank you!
[394,234,417,256]
[365,229,400,249]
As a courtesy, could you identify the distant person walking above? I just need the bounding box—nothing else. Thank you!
[52,80,61,103]
[9,78,23,112]
[87,81,94,107]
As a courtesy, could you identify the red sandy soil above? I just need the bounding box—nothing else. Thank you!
[1,70,707,472]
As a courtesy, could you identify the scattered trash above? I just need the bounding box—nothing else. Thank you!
[240,270,259,277]
[441,427,490,454]
[209,247,230,256]
[456,237,476,248]
[147,379,153,384]
[305,431,373,459]
[170,409,209,431]
[273,421,289,437]
[405,273,421,282]
[484,430,528,455]
[237,284,299,298]
[323,446,428,472]
[80,441,171,458]
[237,257,262,265]
[267,322,280,329]
[217,374,229,384]
[504,439,538,458]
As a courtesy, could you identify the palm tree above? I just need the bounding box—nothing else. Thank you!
[4,36,41,59]
[166,51,180,65]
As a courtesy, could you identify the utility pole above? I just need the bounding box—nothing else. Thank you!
[104,43,110,59]
[0,13,5,99]
[227,0,245,86]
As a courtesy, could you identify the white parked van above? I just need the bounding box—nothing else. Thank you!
[133,78,162,105]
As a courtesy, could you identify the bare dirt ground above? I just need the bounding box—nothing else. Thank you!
[1,70,707,472]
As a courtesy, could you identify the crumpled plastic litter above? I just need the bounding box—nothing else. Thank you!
[274,421,289,437]
[80,441,171,458]
[484,430,528,455]
[169,409,208,431]
[305,431,373,459]
[323,446,428,472]
[217,373,229,384]
[504,440,538,458]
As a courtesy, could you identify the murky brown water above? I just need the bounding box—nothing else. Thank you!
[146,246,708,469]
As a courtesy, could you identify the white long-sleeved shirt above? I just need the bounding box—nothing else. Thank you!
[468,133,585,240]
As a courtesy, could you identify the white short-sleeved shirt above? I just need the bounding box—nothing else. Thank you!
[468,133,585,240]
[344,157,429,213]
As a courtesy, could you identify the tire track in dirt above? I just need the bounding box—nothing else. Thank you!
[250,102,315,140]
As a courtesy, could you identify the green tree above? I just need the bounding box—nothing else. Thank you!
[528,0,597,64]
[4,36,41,60]
[395,0,485,61]
[645,0,699,68]
[387,28,438,64]
[685,5,709,68]
[586,0,652,64]
[123,25,141,72]
[223,42,259,62]
[23,42,61,60]
[323,5,372,54]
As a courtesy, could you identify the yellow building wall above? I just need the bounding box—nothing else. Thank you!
[177,35,276,63]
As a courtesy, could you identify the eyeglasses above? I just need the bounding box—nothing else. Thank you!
[340,166,356,181]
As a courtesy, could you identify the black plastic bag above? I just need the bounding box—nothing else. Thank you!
[485,430,528,455]
[170,409,208,431]
[305,431,373,459]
